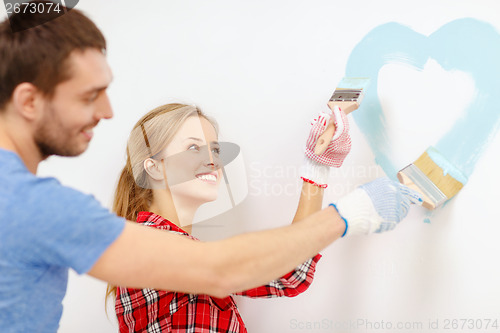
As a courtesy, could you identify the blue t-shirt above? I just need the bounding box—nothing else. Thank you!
[0,149,126,332]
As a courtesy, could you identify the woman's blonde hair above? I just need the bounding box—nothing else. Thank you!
[106,103,218,309]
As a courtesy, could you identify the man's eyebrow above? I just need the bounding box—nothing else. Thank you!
[80,85,109,96]
[80,73,113,95]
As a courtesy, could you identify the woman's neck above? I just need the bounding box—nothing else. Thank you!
[149,189,199,235]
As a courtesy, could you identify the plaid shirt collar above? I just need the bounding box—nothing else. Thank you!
[137,211,193,237]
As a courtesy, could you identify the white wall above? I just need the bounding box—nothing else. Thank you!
[12,0,500,332]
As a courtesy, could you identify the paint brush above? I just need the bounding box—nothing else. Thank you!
[397,147,467,209]
[314,77,370,155]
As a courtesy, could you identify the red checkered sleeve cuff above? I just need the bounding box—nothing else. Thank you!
[235,253,321,298]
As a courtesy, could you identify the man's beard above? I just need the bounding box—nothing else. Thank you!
[34,105,90,158]
[35,130,81,158]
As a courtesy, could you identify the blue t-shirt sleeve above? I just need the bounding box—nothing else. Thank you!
[12,176,125,274]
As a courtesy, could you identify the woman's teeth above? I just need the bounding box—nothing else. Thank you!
[196,174,217,182]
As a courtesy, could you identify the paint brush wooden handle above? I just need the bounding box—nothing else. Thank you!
[314,121,336,155]
[313,77,369,155]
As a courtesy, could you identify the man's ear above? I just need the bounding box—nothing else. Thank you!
[144,158,165,181]
[11,83,43,121]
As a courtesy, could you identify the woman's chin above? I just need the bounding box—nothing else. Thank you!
[200,194,218,203]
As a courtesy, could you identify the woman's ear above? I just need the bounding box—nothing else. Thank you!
[144,158,165,181]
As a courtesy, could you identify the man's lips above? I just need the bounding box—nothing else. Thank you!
[82,128,94,140]
[82,123,98,140]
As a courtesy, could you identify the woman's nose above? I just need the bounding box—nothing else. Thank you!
[204,147,220,169]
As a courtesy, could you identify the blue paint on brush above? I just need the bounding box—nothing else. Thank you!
[337,77,370,90]
[426,147,468,185]
[344,18,500,186]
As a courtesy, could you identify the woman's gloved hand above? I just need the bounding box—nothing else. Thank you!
[301,106,351,188]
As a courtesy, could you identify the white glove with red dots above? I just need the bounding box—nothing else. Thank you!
[301,106,352,188]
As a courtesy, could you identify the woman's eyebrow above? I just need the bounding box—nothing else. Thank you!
[185,137,220,145]
[184,137,203,142]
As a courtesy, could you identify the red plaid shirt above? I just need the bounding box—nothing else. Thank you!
[115,211,321,333]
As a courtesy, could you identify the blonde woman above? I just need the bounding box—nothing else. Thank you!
[107,103,421,332]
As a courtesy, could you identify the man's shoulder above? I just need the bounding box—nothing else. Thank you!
[0,150,102,220]
[0,150,63,198]
[0,149,25,174]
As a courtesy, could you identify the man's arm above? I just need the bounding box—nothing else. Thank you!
[88,206,345,298]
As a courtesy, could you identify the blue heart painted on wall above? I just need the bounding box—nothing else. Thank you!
[345,19,500,188]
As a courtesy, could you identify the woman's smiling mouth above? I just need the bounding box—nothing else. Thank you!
[195,172,218,183]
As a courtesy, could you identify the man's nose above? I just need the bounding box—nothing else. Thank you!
[94,92,113,120]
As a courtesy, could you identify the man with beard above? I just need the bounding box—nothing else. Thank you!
[0,2,421,332]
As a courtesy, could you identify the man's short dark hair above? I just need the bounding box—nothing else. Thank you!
[0,0,107,110]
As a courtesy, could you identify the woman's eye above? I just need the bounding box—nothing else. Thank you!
[212,147,221,155]
[188,144,200,151]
